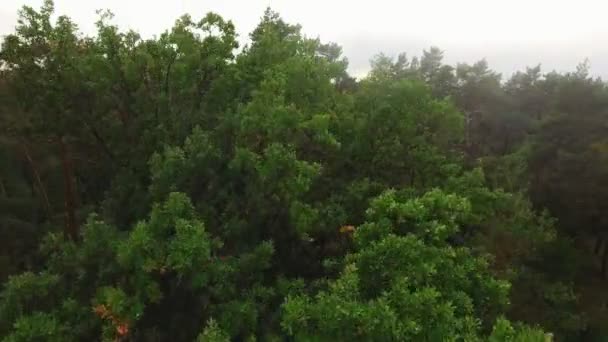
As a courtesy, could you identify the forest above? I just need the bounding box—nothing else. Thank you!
[1,1,607,341]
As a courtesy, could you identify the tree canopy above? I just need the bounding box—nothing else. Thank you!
[0,1,606,341]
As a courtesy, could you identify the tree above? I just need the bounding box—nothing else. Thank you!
[282,190,545,341]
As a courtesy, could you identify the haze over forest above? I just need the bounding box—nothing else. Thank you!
[2,0,608,78]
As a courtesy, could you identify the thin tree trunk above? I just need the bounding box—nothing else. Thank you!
[0,175,6,197]
[59,137,79,241]
[163,52,177,138]
[164,52,176,98]
[502,132,511,155]
[22,143,52,218]
[602,244,608,278]
[594,236,604,255]
[84,121,118,165]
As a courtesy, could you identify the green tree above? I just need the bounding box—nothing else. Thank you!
[283,190,545,341]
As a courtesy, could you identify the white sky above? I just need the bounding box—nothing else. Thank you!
[2,0,608,78]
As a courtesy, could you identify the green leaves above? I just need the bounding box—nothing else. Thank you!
[489,317,548,342]
[118,192,216,282]
[0,2,573,340]
[361,189,471,245]
[197,319,230,342]
[0,272,61,333]
[282,189,517,341]
[3,312,66,342]
[167,219,213,274]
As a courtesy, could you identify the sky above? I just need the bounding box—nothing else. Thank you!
[2,0,608,79]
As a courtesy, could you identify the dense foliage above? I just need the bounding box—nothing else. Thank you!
[0,1,606,340]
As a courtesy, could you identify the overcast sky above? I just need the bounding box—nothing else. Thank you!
[2,0,608,78]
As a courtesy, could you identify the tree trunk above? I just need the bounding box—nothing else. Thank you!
[85,121,117,165]
[0,176,6,197]
[410,169,416,187]
[594,236,604,256]
[602,244,608,279]
[501,132,509,155]
[59,137,79,241]
[22,143,52,218]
